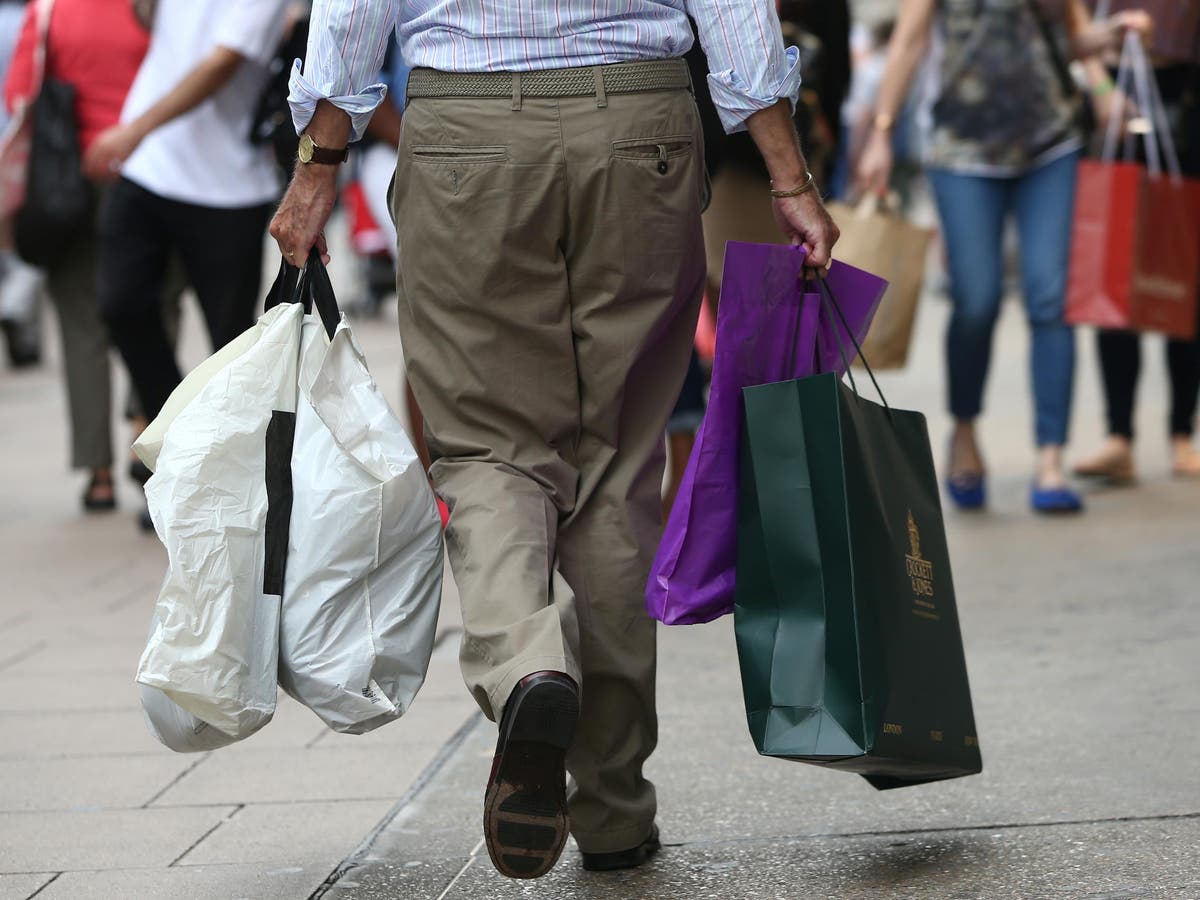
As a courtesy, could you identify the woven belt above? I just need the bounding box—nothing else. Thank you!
[406,58,690,102]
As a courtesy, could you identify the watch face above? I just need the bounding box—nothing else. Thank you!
[298,133,314,164]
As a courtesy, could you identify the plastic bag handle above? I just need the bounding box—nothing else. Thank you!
[264,249,341,339]
[264,257,300,311]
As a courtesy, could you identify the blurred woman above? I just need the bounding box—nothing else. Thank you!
[1074,1,1200,482]
[858,0,1149,515]
[4,0,150,510]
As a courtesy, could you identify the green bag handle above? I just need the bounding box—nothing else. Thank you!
[809,275,892,415]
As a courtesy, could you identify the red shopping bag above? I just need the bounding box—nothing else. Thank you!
[1065,30,1200,339]
[1065,160,1141,332]
[1129,175,1200,338]
[1066,163,1200,339]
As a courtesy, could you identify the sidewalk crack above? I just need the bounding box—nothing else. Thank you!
[307,710,483,900]
[168,804,245,867]
[435,838,485,900]
[665,810,1200,851]
[24,872,61,899]
[0,641,48,673]
[141,752,212,808]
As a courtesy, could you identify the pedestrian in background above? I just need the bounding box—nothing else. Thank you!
[1075,0,1200,482]
[272,0,838,881]
[89,0,288,430]
[4,0,150,510]
[0,0,42,369]
[859,0,1150,515]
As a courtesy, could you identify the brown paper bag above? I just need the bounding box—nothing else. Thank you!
[828,198,934,370]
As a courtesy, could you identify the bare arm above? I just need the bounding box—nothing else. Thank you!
[744,100,839,269]
[271,100,352,264]
[855,0,935,197]
[83,46,245,179]
[1067,1,1152,60]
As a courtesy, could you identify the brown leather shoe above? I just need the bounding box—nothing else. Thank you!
[581,824,662,872]
[483,671,579,879]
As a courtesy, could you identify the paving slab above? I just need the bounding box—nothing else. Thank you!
[151,741,445,807]
[0,806,238,872]
[307,693,477,752]
[177,800,395,868]
[35,863,333,900]
[0,754,198,812]
[0,671,143,715]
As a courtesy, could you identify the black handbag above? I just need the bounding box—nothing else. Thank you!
[250,15,310,180]
[14,12,93,268]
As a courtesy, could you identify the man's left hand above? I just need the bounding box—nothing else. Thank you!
[270,164,337,265]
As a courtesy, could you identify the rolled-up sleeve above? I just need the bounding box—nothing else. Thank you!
[288,0,399,141]
[687,2,803,134]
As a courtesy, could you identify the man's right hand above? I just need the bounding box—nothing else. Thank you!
[270,163,337,265]
[772,191,839,270]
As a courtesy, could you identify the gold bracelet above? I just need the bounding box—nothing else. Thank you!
[769,171,816,199]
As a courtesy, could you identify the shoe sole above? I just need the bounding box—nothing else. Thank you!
[1074,469,1135,486]
[484,678,578,880]
[581,831,662,872]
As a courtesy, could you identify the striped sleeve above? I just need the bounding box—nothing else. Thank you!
[686,1,802,134]
[287,0,400,141]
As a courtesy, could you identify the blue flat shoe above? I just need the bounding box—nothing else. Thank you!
[1030,485,1084,514]
[946,472,986,510]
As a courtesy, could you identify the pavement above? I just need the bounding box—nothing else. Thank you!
[1,234,1198,899]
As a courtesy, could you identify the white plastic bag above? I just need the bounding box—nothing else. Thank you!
[134,255,442,745]
[279,314,442,733]
[134,302,302,739]
[139,600,238,752]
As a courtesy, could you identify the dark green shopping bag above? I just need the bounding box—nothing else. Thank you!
[734,281,982,789]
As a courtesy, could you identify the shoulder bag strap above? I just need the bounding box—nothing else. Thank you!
[32,0,55,94]
[1024,0,1084,103]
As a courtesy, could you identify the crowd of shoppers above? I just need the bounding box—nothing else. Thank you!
[858,0,1152,514]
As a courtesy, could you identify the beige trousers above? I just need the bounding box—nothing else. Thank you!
[393,81,706,853]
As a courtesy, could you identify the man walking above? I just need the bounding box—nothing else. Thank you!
[272,0,838,880]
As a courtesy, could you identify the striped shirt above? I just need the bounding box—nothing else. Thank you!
[289,0,802,140]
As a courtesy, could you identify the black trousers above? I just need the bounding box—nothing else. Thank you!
[1097,64,1200,440]
[97,177,273,421]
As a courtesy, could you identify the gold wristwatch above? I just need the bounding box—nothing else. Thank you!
[297,132,349,165]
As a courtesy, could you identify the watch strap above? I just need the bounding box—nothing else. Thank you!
[308,143,349,165]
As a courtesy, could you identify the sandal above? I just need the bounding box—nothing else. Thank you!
[82,471,116,512]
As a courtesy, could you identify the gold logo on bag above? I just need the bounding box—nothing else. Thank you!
[1132,273,1188,300]
[905,511,940,620]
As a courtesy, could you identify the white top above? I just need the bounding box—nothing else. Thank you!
[120,0,289,208]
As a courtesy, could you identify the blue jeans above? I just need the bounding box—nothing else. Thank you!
[928,150,1081,447]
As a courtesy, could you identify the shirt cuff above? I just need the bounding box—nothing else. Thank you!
[707,45,803,135]
[287,59,388,143]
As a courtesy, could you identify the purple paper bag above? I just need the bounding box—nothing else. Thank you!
[647,241,887,625]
